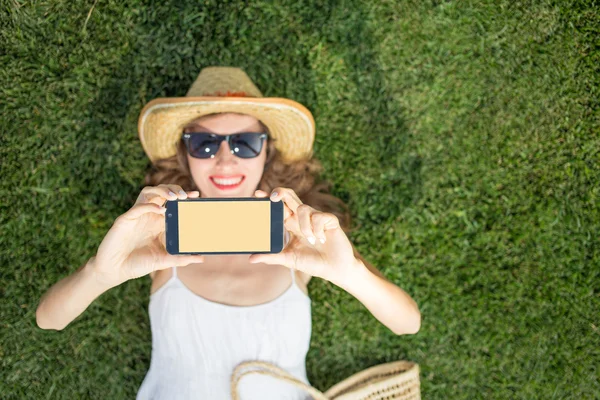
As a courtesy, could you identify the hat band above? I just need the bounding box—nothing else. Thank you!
[204,91,253,97]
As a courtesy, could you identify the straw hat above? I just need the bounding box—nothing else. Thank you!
[138,67,315,164]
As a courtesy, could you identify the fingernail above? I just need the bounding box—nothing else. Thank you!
[271,192,278,198]
[168,191,176,197]
[308,236,316,245]
[179,190,186,196]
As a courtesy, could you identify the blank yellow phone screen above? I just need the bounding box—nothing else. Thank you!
[178,200,271,253]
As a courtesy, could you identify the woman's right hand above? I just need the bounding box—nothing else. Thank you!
[91,184,206,288]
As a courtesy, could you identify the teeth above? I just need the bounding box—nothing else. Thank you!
[213,177,243,185]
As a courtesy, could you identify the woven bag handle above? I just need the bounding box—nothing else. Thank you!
[231,360,329,400]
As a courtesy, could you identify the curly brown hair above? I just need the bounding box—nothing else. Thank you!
[143,113,355,236]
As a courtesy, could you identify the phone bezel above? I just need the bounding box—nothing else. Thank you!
[165,197,284,255]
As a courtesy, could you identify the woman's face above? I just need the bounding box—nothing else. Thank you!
[184,113,268,198]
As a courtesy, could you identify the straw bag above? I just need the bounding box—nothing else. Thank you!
[231,360,420,400]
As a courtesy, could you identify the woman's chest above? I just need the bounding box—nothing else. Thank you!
[150,261,308,306]
[149,289,312,371]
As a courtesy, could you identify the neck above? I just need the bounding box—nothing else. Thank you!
[204,254,251,266]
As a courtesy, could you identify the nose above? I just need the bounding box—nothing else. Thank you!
[214,139,236,160]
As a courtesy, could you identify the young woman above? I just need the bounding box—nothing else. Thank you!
[36,67,421,399]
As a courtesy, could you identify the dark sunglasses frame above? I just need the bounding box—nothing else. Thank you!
[182,132,269,159]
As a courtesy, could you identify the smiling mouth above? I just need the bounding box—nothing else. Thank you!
[210,176,245,189]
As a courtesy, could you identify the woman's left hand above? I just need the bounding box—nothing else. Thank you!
[248,188,360,286]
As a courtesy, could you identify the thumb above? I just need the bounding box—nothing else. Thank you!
[159,253,205,269]
[248,252,287,266]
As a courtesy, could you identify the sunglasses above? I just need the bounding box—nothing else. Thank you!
[182,132,269,159]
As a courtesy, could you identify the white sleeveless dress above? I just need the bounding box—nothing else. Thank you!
[136,265,313,400]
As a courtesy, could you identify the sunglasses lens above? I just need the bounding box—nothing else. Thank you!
[187,134,221,158]
[185,133,265,159]
[231,133,264,158]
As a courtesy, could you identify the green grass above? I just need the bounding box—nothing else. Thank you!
[1,0,599,398]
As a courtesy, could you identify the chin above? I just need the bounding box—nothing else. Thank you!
[201,182,258,198]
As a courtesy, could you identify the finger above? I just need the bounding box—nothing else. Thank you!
[152,184,188,200]
[284,217,301,238]
[281,200,294,221]
[140,186,185,205]
[311,213,327,243]
[297,204,317,245]
[135,186,168,206]
[268,188,294,221]
[117,203,166,224]
[162,184,191,200]
[261,189,293,219]
[158,228,168,248]
[140,189,175,205]
[270,188,303,214]
[318,212,340,233]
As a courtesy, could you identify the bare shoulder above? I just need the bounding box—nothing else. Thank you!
[149,268,174,296]
[296,269,312,286]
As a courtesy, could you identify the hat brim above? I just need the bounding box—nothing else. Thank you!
[138,97,315,164]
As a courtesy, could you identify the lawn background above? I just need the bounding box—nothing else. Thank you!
[1,0,599,398]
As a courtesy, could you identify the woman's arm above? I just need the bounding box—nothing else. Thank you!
[35,256,115,331]
[336,249,421,336]
[249,187,420,334]
[36,186,205,331]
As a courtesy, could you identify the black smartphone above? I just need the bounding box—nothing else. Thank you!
[164,197,285,255]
